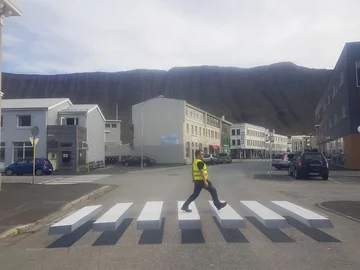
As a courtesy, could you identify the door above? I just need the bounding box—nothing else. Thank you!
[62,151,72,167]
[48,152,58,171]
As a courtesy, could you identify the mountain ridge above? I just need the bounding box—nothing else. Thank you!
[2,62,332,143]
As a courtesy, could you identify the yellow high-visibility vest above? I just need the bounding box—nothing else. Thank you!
[192,159,208,181]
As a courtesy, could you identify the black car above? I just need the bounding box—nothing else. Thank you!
[288,152,329,180]
[121,156,156,167]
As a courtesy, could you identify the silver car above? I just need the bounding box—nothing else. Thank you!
[218,153,232,164]
[203,154,219,165]
[272,153,296,170]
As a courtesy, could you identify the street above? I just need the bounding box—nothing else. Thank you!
[0,161,359,270]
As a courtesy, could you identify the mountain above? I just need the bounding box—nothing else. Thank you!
[2,62,331,143]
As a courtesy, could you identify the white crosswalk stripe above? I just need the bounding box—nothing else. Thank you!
[42,174,111,185]
[47,200,337,246]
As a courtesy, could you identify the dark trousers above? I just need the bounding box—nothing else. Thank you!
[183,180,221,208]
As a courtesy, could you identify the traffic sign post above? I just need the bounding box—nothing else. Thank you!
[268,133,274,178]
[30,126,39,185]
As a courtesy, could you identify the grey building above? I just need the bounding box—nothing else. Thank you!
[315,42,360,169]
[1,98,106,173]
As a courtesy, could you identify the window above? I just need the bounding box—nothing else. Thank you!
[13,142,33,162]
[47,141,59,148]
[232,129,235,136]
[17,115,31,127]
[191,125,194,134]
[203,128,205,136]
[187,124,189,133]
[195,126,197,135]
[186,142,190,157]
[186,109,188,116]
[111,124,117,128]
[236,129,240,135]
[78,149,86,165]
[60,142,73,148]
[356,62,360,87]
[199,128,201,136]
[190,111,193,117]
[211,130,214,138]
[237,139,240,145]
[232,140,236,146]
[0,142,5,162]
[105,124,110,128]
[66,118,79,125]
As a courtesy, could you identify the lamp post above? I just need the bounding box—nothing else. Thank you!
[141,95,164,170]
[0,0,22,192]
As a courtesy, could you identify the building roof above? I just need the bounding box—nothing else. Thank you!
[2,98,71,110]
[60,104,106,121]
[3,0,22,17]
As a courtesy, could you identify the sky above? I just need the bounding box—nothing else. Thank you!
[3,0,360,74]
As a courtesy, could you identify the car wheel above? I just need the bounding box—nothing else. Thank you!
[288,167,294,176]
[322,174,329,180]
[35,169,44,176]
[294,169,301,179]
[5,169,13,176]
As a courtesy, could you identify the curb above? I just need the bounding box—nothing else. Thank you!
[316,203,360,224]
[61,185,112,211]
[0,184,113,239]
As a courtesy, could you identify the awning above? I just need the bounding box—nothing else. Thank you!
[209,145,222,150]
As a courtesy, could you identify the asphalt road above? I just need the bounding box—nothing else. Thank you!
[0,161,359,270]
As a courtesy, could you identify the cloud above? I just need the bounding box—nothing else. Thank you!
[3,0,360,74]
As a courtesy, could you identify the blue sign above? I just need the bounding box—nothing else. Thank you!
[161,134,179,145]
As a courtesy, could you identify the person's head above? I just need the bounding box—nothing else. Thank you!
[195,150,204,160]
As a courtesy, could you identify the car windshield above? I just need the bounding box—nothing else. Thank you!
[287,154,295,159]
[273,154,283,159]
[304,153,324,161]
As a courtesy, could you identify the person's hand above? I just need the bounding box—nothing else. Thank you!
[204,181,209,188]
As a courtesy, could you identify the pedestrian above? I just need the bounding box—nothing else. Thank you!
[181,150,227,212]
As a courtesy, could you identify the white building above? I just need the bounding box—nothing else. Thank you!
[291,135,310,152]
[273,133,289,153]
[1,98,105,173]
[132,97,221,164]
[230,123,266,158]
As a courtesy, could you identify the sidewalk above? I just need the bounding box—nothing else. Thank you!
[0,183,112,236]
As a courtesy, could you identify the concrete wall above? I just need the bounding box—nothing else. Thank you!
[47,100,72,125]
[86,109,105,162]
[132,98,185,164]
[1,109,47,166]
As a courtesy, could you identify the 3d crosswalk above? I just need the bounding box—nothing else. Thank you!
[48,200,333,236]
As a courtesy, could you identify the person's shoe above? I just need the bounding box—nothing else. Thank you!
[216,202,227,210]
[181,206,192,212]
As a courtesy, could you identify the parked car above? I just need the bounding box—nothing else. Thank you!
[218,153,232,164]
[272,153,296,170]
[288,152,329,180]
[203,154,219,165]
[4,158,53,176]
[121,156,156,167]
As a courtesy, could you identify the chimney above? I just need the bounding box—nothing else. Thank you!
[116,103,119,120]
[222,115,225,120]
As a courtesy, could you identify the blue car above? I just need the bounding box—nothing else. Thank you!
[4,158,54,176]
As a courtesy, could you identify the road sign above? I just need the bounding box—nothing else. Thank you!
[29,137,39,146]
[31,126,39,137]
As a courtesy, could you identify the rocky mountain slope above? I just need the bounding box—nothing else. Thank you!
[2,62,331,143]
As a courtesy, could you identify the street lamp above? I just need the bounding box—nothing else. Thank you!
[141,95,164,170]
[0,0,22,192]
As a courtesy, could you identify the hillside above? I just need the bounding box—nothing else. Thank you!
[2,62,331,143]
